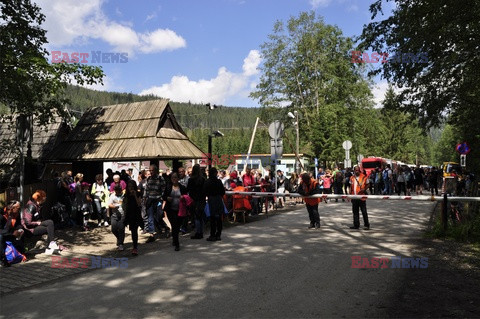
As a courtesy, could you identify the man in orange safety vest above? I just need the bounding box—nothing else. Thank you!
[349,166,370,230]
[298,173,322,229]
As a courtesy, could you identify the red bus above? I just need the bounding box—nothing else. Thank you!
[361,157,387,176]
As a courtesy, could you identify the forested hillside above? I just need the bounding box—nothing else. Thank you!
[63,85,440,167]
[64,85,272,156]
[65,85,259,130]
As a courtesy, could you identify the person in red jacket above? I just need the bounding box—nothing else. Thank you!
[298,173,322,229]
[349,166,370,230]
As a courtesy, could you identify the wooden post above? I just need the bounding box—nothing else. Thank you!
[245,117,259,173]
[442,193,448,231]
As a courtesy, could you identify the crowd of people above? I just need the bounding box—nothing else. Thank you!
[1,162,475,267]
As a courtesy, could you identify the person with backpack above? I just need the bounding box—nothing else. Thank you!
[79,182,93,231]
[405,167,414,196]
[343,168,352,195]
[57,171,73,224]
[1,200,26,266]
[373,168,383,195]
[383,165,393,195]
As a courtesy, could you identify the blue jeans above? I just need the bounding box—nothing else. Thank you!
[146,199,160,234]
[193,201,205,235]
[384,180,392,195]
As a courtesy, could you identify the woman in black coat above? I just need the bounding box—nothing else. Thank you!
[124,180,144,255]
[204,167,225,241]
[162,173,188,251]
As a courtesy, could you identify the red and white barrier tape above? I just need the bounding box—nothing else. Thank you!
[224,191,480,202]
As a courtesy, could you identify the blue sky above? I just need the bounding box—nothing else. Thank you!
[35,0,393,107]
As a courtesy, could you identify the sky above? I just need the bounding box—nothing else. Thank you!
[34,0,394,108]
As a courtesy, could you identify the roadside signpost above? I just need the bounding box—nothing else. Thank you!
[342,140,352,168]
[456,142,470,168]
[269,121,284,164]
[269,121,284,195]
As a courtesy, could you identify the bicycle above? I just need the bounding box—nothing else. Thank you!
[450,201,462,224]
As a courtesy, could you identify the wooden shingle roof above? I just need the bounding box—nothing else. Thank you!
[47,99,205,161]
[0,115,69,166]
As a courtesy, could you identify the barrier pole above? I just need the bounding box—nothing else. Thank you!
[225,191,480,202]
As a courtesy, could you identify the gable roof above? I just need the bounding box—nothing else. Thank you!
[47,99,205,161]
[0,115,70,166]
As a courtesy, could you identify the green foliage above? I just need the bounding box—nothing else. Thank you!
[374,86,433,164]
[429,204,480,244]
[251,11,375,166]
[433,125,458,166]
[64,86,157,113]
[0,0,104,125]
[360,0,480,129]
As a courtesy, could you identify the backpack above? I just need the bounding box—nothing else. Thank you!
[284,178,291,192]
[5,241,26,264]
[383,170,389,182]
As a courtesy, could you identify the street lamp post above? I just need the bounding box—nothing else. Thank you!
[208,130,224,171]
[206,102,220,170]
[288,111,300,174]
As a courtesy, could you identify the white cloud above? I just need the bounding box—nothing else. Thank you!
[310,0,332,9]
[35,0,185,55]
[347,4,359,12]
[372,81,389,108]
[145,12,157,22]
[242,50,261,76]
[139,50,262,105]
[372,80,403,108]
[139,29,187,53]
[67,74,113,92]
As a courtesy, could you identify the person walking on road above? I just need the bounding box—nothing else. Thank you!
[124,180,143,255]
[108,185,126,251]
[204,167,225,241]
[143,165,166,243]
[187,164,206,239]
[298,173,322,229]
[349,166,370,230]
[162,173,188,251]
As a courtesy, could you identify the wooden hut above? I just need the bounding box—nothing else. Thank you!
[0,115,71,200]
[47,99,205,181]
